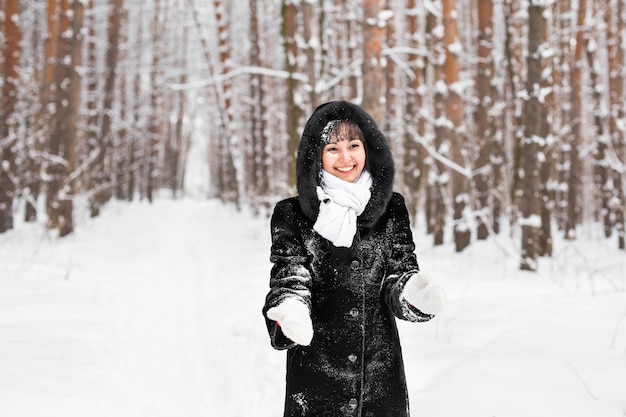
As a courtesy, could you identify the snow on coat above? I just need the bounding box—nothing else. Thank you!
[263,101,434,417]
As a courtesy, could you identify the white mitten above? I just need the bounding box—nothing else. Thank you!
[402,273,446,315]
[266,298,314,346]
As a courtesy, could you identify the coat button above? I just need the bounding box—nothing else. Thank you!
[348,398,358,409]
[350,260,360,269]
[348,354,357,363]
[349,307,359,317]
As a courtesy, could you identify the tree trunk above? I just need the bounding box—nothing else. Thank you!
[46,0,84,237]
[519,3,550,270]
[474,0,495,239]
[128,2,144,202]
[146,0,162,203]
[564,0,586,239]
[214,0,239,205]
[0,0,20,233]
[384,7,397,173]
[282,0,300,193]
[249,0,269,210]
[362,0,384,123]
[173,14,188,198]
[426,6,446,245]
[84,0,99,214]
[586,2,610,237]
[504,0,525,225]
[402,0,425,221]
[443,0,470,252]
[116,70,130,201]
[90,0,124,215]
[606,0,625,249]
[302,1,318,108]
[553,0,571,231]
[24,0,56,223]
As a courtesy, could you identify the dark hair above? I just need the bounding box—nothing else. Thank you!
[321,120,364,144]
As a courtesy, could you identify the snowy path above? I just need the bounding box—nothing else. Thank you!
[1,198,625,417]
[0,200,283,417]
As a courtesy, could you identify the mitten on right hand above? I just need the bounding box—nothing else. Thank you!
[402,272,446,315]
[266,298,314,346]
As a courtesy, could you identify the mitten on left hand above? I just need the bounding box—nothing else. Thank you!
[402,272,447,315]
[266,298,314,346]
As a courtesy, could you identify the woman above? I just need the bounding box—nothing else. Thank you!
[262,101,445,417]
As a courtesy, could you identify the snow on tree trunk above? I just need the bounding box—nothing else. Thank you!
[425,6,447,246]
[552,0,569,231]
[362,0,384,123]
[564,0,587,240]
[45,0,84,237]
[503,0,526,224]
[171,0,188,199]
[282,0,300,193]
[519,2,551,271]
[402,0,425,222]
[474,0,496,240]
[146,0,162,203]
[248,0,270,210]
[607,0,625,249]
[384,7,398,181]
[442,0,470,252]
[0,0,20,233]
[213,0,239,206]
[90,0,124,215]
[302,1,319,108]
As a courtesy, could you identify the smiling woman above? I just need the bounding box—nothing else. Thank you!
[262,101,446,417]
[321,121,367,183]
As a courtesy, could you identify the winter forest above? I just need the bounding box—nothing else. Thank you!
[0,0,625,272]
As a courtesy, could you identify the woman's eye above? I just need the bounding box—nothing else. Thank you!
[326,147,338,153]
[349,143,360,149]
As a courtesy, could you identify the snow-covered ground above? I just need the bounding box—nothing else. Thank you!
[0,197,625,417]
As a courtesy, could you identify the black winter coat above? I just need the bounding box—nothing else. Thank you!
[263,101,433,417]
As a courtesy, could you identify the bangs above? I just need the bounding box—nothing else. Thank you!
[321,120,364,144]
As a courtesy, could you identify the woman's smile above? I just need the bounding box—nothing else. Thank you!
[322,138,366,183]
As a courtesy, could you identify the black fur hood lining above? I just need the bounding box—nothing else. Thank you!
[296,101,395,227]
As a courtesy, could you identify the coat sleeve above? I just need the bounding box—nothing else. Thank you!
[381,194,434,322]
[262,200,313,350]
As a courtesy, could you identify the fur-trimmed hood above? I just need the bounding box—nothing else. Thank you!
[296,101,395,227]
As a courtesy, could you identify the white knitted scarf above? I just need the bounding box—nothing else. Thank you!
[313,169,373,247]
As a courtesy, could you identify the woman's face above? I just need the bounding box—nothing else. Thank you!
[321,137,366,183]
